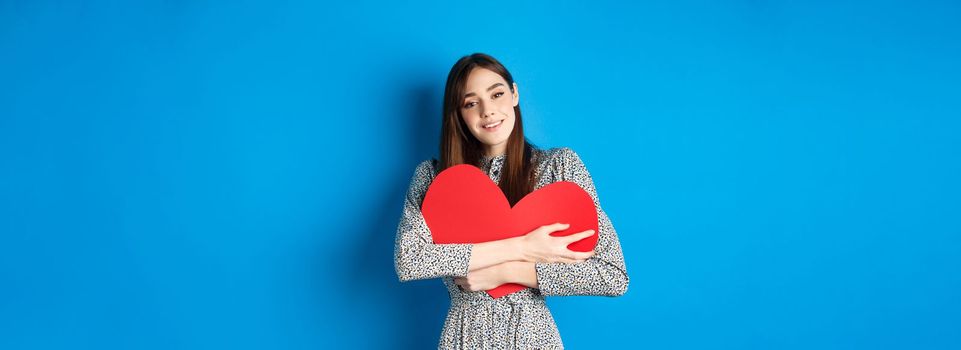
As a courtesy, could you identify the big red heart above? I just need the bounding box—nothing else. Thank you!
[421,164,599,298]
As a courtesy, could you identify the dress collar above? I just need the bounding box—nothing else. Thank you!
[480,153,506,167]
[479,153,506,176]
[480,153,506,162]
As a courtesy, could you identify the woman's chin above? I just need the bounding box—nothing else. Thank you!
[476,132,512,147]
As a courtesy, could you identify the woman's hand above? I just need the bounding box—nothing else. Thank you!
[520,223,596,264]
[454,263,508,292]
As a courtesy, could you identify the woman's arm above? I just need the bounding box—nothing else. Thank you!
[534,208,628,296]
[395,161,475,282]
[454,261,538,292]
[532,148,630,296]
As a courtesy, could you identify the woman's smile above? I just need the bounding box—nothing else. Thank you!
[482,119,504,131]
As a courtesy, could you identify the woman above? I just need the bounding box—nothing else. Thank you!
[394,53,629,349]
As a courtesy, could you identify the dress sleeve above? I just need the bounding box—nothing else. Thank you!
[394,160,474,282]
[534,148,630,296]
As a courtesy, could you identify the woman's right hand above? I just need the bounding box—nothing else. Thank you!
[519,223,596,264]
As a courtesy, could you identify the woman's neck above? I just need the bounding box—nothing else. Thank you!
[484,144,507,158]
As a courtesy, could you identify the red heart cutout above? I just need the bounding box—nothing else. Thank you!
[421,164,599,298]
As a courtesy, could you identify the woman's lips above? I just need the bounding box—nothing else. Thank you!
[482,120,503,132]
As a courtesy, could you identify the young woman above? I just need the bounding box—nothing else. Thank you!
[394,53,629,349]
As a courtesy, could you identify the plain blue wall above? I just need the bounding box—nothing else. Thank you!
[2,0,959,349]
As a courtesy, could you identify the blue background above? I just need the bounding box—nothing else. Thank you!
[2,0,959,349]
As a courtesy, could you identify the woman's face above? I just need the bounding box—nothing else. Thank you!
[459,67,519,157]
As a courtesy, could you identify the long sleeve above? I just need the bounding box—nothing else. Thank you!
[394,160,474,282]
[534,148,630,296]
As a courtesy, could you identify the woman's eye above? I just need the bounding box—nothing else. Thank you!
[493,92,504,99]
[464,101,477,109]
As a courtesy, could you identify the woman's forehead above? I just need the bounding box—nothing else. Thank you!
[463,68,508,94]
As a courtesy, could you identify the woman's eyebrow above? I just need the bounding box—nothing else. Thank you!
[463,83,506,98]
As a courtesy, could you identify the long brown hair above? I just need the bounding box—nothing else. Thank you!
[439,53,538,206]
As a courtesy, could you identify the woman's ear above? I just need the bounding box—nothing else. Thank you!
[512,82,520,107]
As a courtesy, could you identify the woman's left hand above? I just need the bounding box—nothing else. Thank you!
[454,264,506,292]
